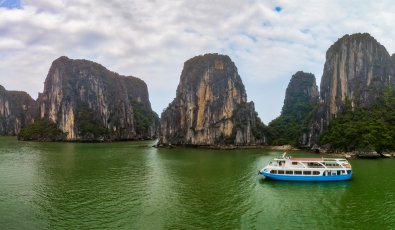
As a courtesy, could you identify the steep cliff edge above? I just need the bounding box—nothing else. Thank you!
[268,71,319,146]
[0,85,37,135]
[158,54,266,146]
[32,56,158,141]
[320,33,395,128]
[307,33,395,146]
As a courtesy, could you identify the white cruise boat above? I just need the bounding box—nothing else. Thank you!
[258,151,352,181]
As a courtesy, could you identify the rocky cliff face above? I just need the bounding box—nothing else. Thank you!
[285,72,320,147]
[158,54,265,146]
[307,33,395,146]
[268,71,319,146]
[36,56,158,141]
[0,85,37,135]
[321,33,395,124]
[282,71,319,117]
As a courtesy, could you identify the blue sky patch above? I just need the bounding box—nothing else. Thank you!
[0,0,22,9]
[275,6,282,12]
[262,22,272,27]
[243,33,257,43]
[184,28,197,34]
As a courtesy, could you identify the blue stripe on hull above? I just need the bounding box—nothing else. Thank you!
[261,172,352,181]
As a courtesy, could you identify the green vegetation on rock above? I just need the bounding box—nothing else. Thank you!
[130,98,157,135]
[230,102,268,143]
[320,85,395,153]
[251,111,267,140]
[267,72,318,146]
[18,118,65,140]
[75,101,109,138]
[267,115,304,146]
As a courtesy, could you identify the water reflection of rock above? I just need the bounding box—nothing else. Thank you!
[32,141,159,229]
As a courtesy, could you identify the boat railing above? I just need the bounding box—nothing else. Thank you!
[308,165,325,168]
[308,165,350,169]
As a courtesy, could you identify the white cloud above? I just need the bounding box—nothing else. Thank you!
[0,0,394,124]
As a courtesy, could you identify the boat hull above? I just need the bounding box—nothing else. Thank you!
[261,171,352,181]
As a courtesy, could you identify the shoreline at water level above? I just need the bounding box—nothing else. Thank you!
[154,143,298,150]
[154,143,395,159]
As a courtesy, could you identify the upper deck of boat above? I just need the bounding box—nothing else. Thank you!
[273,157,348,163]
[289,158,323,162]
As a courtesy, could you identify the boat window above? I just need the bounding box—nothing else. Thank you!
[292,162,298,165]
[303,171,312,175]
[294,171,302,175]
[286,171,293,175]
[272,170,277,174]
[278,170,284,174]
[313,171,320,175]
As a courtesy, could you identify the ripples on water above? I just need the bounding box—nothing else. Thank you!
[1,137,395,229]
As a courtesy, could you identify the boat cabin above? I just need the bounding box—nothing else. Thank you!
[266,157,352,176]
[259,152,353,181]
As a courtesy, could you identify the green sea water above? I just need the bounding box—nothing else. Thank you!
[1,136,395,229]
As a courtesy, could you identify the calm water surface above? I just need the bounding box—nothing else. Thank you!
[1,136,395,229]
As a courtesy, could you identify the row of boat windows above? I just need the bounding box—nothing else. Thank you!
[291,162,341,167]
[269,170,346,175]
[324,164,339,166]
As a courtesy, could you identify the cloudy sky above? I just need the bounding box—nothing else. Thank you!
[1,0,395,124]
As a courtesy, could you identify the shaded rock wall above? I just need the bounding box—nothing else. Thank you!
[0,85,37,135]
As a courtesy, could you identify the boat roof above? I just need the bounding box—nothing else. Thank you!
[289,158,323,162]
[274,155,349,163]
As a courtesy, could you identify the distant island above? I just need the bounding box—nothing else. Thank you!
[1,33,395,157]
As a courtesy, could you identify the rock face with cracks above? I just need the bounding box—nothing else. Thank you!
[307,33,395,146]
[35,56,158,141]
[159,53,265,146]
[0,85,37,135]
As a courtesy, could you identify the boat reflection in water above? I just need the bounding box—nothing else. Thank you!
[258,151,352,181]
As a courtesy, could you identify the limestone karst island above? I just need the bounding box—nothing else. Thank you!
[1,33,395,157]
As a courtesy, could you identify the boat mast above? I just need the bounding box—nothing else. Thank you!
[282,150,288,158]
